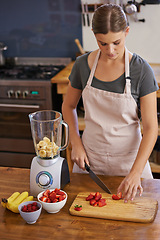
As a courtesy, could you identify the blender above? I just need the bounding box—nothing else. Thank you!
[29,110,70,197]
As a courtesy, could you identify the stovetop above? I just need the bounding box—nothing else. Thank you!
[0,65,65,80]
[0,57,71,81]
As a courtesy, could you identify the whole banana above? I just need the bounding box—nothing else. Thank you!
[1,191,34,213]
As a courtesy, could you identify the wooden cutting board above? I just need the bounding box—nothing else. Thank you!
[69,192,158,223]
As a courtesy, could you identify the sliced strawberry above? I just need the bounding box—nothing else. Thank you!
[86,193,94,201]
[112,192,122,200]
[46,198,51,203]
[40,196,48,202]
[90,199,97,206]
[98,198,106,207]
[43,189,50,197]
[57,190,65,195]
[117,192,122,199]
[94,192,102,201]
[49,191,56,201]
[54,188,60,194]
[59,195,66,202]
[52,199,58,203]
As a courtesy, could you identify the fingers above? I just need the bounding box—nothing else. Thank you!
[118,177,143,202]
[138,185,143,197]
[122,184,143,202]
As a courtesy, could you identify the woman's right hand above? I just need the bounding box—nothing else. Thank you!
[71,139,89,170]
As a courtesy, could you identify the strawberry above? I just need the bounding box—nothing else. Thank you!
[59,195,66,202]
[112,192,122,200]
[74,205,82,211]
[32,202,38,206]
[86,193,94,201]
[94,192,102,201]
[22,205,27,212]
[54,188,60,194]
[40,196,48,202]
[43,189,50,198]
[98,198,106,207]
[90,199,97,206]
[49,191,56,201]
[31,205,37,211]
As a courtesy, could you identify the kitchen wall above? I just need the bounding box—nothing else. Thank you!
[0,0,82,59]
[81,0,160,63]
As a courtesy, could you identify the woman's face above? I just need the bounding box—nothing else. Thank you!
[95,27,129,60]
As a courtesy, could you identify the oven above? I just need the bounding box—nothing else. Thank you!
[0,57,70,168]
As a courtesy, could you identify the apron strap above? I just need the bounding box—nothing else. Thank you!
[124,47,131,95]
[87,50,100,86]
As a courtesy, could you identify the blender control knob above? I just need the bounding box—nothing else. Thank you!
[38,174,50,186]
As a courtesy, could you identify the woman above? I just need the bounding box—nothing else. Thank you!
[62,4,159,201]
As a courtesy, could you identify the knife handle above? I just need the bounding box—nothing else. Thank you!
[85,162,90,172]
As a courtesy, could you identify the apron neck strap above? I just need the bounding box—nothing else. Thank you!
[87,49,100,86]
[124,47,131,95]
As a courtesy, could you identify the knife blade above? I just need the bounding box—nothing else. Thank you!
[85,162,111,194]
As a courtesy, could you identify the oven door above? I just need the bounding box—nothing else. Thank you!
[0,100,46,168]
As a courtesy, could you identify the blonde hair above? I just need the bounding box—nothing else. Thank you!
[92,4,128,34]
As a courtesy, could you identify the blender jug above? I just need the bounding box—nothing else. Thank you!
[29,110,69,159]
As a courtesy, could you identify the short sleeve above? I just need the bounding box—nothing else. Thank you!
[139,61,159,98]
[68,59,83,90]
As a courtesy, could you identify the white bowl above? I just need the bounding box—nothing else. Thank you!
[37,189,67,213]
[18,201,42,224]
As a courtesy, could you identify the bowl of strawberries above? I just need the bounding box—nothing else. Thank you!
[37,188,67,213]
[18,201,42,224]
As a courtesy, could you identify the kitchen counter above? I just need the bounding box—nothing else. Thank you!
[0,166,160,240]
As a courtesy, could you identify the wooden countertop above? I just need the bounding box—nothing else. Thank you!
[0,166,160,240]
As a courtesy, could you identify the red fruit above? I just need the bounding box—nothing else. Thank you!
[112,192,122,200]
[49,191,56,201]
[59,195,66,202]
[46,198,51,203]
[117,192,122,199]
[90,199,97,206]
[27,206,32,212]
[98,198,106,207]
[52,199,58,203]
[54,188,60,194]
[31,205,37,211]
[86,193,94,201]
[43,189,50,198]
[74,205,82,211]
[32,202,37,206]
[40,196,48,202]
[94,192,102,201]
[22,205,27,212]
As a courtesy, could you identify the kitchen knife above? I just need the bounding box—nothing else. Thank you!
[85,162,111,194]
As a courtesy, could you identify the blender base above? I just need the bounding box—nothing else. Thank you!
[30,155,70,197]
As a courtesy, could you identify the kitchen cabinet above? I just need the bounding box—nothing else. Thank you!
[1,166,160,240]
[51,63,160,173]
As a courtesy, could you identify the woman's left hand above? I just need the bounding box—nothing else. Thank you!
[117,171,143,202]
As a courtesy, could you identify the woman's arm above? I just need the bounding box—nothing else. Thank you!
[62,82,89,169]
[118,91,158,201]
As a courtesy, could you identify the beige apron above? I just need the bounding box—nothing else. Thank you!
[73,48,153,178]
